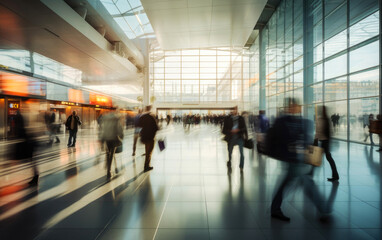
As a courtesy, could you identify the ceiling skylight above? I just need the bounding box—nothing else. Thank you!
[100,0,155,39]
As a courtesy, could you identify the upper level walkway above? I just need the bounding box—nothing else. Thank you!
[0,123,381,240]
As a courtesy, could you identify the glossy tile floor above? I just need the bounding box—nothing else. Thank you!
[0,124,381,240]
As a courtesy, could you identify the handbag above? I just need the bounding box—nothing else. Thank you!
[244,139,254,149]
[304,145,324,166]
[115,144,123,153]
[158,139,166,151]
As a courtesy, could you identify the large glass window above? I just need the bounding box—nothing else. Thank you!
[349,69,379,98]
[324,77,348,101]
[324,30,347,58]
[255,0,380,144]
[324,54,347,79]
[326,100,348,140]
[349,11,379,47]
[100,0,155,39]
[324,3,347,40]
[349,97,379,144]
[349,41,379,73]
[150,48,248,103]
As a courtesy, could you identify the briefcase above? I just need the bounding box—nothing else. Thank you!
[244,139,254,149]
[115,144,123,154]
[158,139,166,151]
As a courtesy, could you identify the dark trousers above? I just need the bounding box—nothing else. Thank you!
[227,136,245,168]
[320,140,339,178]
[144,139,155,168]
[49,124,60,143]
[106,140,119,175]
[271,163,327,213]
[68,130,77,146]
[133,133,139,154]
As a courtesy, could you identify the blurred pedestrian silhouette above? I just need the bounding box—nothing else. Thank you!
[255,110,269,153]
[14,110,38,185]
[257,110,269,133]
[138,105,158,172]
[132,109,142,156]
[376,114,382,152]
[48,109,61,145]
[269,98,331,221]
[166,114,171,126]
[65,111,81,147]
[101,110,124,179]
[222,108,248,171]
[364,114,375,145]
[315,106,339,182]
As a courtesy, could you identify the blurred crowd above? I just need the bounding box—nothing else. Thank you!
[6,96,382,223]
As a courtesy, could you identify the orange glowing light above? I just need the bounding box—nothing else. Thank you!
[68,89,84,103]
[0,71,46,97]
[89,93,112,107]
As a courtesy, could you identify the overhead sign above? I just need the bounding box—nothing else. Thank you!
[68,89,84,103]
[0,71,46,97]
[89,93,112,107]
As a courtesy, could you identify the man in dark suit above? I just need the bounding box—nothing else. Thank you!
[65,111,82,147]
[222,108,248,171]
[138,106,158,172]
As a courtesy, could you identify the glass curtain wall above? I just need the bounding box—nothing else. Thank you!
[250,0,380,143]
[249,36,260,114]
[150,47,249,105]
[251,0,305,123]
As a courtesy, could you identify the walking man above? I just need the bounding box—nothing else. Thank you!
[101,111,124,179]
[65,111,81,147]
[222,108,248,171]
[138,106,158,172]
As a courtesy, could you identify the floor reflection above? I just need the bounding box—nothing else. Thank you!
[0,124,380,239]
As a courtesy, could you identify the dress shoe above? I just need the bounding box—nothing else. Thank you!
[271,211,290,221]
[327,177,339,182]
[144,166,154,172]
[132,152,135,156]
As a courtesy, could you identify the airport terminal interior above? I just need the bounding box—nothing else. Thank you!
[0,0,382,239]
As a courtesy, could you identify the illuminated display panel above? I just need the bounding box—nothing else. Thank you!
[0,71,46,97]
[89,93,112,107]
[68,89,84,103]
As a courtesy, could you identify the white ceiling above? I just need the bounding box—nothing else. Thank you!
[141,0,267,50]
